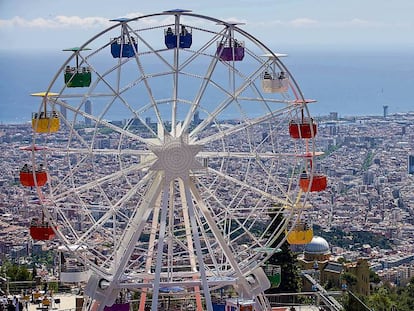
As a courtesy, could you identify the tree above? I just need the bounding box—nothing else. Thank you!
[367,288,393,311]
[265,210,301,299]
[1,261,31,282]
[266,241,302,293]
[341,272,357,288]
[369,269,380,284]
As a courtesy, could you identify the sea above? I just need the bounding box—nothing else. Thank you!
[1,48,413,124]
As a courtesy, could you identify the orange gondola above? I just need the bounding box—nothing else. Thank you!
[299,173,327,192]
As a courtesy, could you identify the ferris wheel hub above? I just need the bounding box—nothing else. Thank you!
[150,134,204,180]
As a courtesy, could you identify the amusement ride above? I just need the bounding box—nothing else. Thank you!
[19,10,327,311]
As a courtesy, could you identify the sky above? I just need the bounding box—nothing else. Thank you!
[1,0,414,51]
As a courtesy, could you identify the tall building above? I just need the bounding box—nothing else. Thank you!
[344,259,370,296]
[383,105,389,118]
[409,155,414,174]
[329,112,338,120]
[193,111,201,125]
[60,102,67,119]
[85,100,92,126]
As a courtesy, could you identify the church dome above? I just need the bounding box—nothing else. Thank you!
[304,236,330,255]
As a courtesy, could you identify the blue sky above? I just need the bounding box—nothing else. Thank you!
[1,0,414,51]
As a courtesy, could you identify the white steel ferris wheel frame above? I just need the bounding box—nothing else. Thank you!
[30,9,319,311]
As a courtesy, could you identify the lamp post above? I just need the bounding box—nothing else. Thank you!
[312,260,320,307]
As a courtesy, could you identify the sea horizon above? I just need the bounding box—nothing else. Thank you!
[1,48,414,124]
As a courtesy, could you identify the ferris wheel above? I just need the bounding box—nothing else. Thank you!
[24,9,326,311]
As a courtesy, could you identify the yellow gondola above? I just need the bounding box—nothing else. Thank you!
[31,92,60,133]
[286,222,313,245]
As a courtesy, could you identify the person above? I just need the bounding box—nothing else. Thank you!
[279,71,286,79]
[21,164,29,172]
[181,25,187,36]
[38,164,44,172]
[6,300,14,311]
[263,71,271,79]
[300,170,308,179]
[166,27,173,35]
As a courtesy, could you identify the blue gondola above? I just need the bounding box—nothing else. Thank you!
[111,36,137,58]
[164,25,192,49]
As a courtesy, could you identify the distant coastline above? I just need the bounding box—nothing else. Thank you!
[1,49,414,124]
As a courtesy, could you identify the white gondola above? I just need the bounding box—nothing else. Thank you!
[261,53,289,93]
[58,245,91,283]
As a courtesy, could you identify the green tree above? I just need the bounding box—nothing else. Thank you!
[265,210,301,299]
[367,287,393,311]
[369,270,380,284]
[3,262,31,282]
[266,241,301,294]
[342,272,357,288]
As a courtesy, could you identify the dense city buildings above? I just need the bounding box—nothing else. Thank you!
[1,112,414,290]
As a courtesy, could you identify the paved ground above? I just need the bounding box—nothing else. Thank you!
[26,294,77,311]
[22,295,321,311]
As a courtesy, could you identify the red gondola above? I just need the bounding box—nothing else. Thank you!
[20,164,47,187]
[289,119,317,139]
[299,174,327,192]
[30,219,56,241]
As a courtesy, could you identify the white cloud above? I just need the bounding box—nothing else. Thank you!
[252,17,409,31]
[221,17,248,25]
[289,18,318,28]
[0,15,113,29]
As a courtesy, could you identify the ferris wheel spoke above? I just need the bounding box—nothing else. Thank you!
[91,60,160,138]
[57,99,153,145]
[52,158,155,200]
[195,103,294,145]
[195,178,266,250]
[207,166,293,206]
[188,179,252,292]
[129,33,175,134]
[75,171,157,248]
[198,150,300,159]
[57,115,90,147]
[179,42,223,136]
[47,146,154,157]
[50,152,92,197]
[110,172,163,278]
[189,71,262,139]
